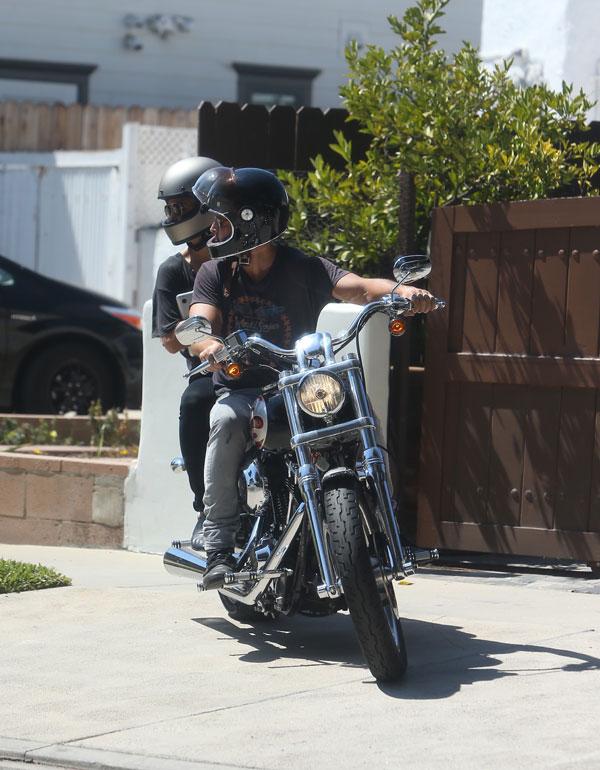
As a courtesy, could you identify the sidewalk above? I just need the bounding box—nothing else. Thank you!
[1,543,599,770]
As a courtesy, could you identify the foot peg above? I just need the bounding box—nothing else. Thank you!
[413,548,439,564]
[197,568,289,592]
[197,570,251,592]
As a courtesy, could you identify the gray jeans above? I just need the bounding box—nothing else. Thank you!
[202,389,260,552]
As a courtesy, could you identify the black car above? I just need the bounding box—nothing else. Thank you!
[0,255,142,415]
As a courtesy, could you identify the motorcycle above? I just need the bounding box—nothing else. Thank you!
[163,255,445,682]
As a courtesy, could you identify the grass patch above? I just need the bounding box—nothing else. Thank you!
[0,559,72,594]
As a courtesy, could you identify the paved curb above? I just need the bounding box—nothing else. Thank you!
[0,738,245,770]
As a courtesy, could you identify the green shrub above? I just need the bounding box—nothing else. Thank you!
[280,0,599,275]
[0,559,71,594]
[0,417,61,446]
[88,401,139,457]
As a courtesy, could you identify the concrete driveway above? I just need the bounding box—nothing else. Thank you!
[1,543,599,770]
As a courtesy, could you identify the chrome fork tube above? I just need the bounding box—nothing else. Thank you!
[344,355,414,577]
[281,384,340,598]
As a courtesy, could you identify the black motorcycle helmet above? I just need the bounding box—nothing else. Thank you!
[193,167,289,261]
[157,156,221,246]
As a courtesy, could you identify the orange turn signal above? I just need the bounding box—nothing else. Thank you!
[226,362,242,378]
[389,318,406,336]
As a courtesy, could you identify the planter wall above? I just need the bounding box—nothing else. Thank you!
[0,452,132,548]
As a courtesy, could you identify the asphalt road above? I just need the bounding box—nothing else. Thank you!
[1,544,599,770]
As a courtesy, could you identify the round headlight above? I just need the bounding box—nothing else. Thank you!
[297,372,345,417]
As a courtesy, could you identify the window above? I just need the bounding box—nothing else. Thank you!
[233,63,320,108]
[0,59,97,105]
[0,267,15,287]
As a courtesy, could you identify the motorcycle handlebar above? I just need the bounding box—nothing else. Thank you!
[184,295,445,379]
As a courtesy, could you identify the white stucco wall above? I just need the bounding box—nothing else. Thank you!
[124,299,391,554]
[562,0,600,121]
[0,0,482,110]
[480,0,568,88]
[481,0,600,118]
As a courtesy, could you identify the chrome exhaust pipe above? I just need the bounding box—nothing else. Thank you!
[163,546,207,580]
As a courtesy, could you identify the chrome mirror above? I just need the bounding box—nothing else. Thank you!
[393,255,432,285]
[175,316,219,346]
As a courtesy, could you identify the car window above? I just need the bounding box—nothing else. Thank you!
[0,267,15,287]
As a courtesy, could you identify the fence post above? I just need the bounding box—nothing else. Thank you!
[388,171,416,534]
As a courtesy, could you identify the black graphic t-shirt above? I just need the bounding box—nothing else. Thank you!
[191,244,348,390]
[152,252,201,371]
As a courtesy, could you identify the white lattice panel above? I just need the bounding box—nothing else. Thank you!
[131,123,197,229]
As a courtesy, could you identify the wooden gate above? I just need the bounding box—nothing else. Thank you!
[417,197,600,563]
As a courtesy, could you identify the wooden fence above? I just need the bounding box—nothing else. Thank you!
[0,101,197,152]
[197,101,370,171]
[0,99,371,167]
[417,196,600,566]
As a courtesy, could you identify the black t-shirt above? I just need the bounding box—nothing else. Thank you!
[191,244,348,390]
[152,252,198,369]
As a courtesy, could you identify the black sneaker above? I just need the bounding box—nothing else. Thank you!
[191,515,205,551]
[202,549,236,590]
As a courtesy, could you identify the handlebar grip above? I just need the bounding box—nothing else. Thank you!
[434,298,446,310]
[184,359,213,379]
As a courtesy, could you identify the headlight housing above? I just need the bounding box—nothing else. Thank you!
[297,371,345,417]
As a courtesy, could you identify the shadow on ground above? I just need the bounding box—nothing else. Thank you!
[193,611,600,698]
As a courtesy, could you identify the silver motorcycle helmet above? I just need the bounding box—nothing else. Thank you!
[158,156,222,246]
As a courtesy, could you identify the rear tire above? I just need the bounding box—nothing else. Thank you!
[323,479,407,683]
[19,342,115,414]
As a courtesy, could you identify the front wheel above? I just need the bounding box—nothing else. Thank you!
[323,479,407,682]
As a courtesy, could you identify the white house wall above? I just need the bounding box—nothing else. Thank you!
[481,0,600,119]
[562,0,600,122]
[481,0,569,87]
[0,0,482,110]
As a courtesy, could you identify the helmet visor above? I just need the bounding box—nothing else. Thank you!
[161,197,199,228]
[207,212,235,249]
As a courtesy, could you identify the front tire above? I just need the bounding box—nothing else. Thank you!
[323,479,407,682]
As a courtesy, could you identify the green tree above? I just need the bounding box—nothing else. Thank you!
[281,0,599,275]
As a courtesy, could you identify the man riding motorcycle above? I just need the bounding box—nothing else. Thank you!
[187,167,437,588]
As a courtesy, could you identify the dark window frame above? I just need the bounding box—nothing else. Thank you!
[0,58,97,104]
[233,62,320,107]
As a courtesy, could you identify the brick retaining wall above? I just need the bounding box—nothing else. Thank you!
[0,453,133,548]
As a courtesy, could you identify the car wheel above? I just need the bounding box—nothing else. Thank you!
[19,342,116,415]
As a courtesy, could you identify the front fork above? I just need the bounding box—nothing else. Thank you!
[280,353,415,596]
[280,388,340,600]
[344,357,415,578]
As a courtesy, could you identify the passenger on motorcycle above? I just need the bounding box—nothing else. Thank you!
[187,167,437,588]
[151,156,227,550]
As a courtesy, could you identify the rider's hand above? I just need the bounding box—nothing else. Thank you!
[198,340,225,372]
[401,287,437,316]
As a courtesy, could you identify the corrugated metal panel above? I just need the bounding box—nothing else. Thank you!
[0,165,39,269]
[37,165,124,300]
